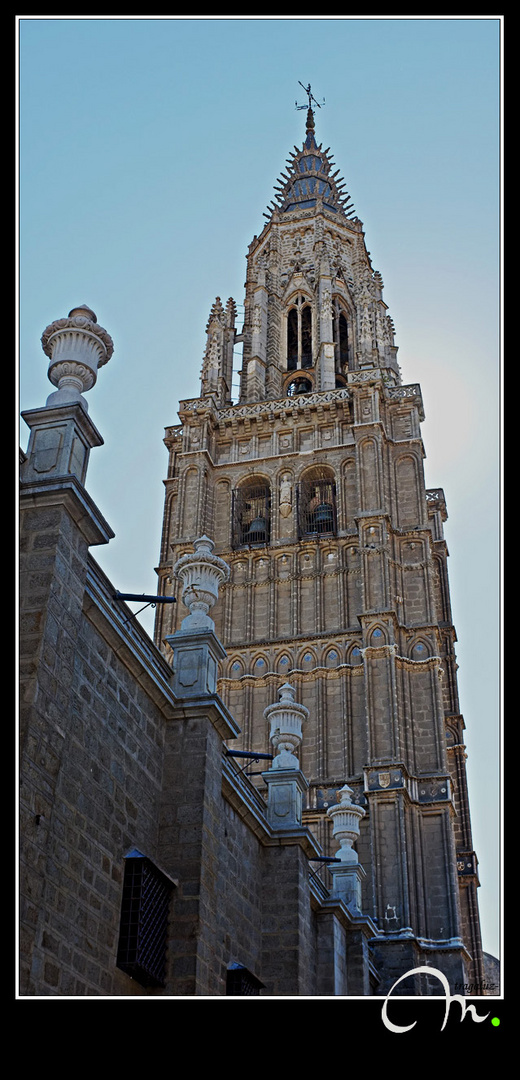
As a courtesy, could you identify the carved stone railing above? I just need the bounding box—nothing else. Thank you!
[386,382,425,418]
[179,385,352,421]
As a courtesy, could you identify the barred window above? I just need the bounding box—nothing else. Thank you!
[116,849,175,988]
[297,470,337,537]
[232,480,271,547]
[226,963,265,995]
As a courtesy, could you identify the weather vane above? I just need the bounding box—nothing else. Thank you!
[295,81,325,111]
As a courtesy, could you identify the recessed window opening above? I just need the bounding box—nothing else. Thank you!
[287,376,313,397]
[232,481,271,547]
[116,850,174,989]
[287,295,313,371]
[297,469,337,537]
[333,300,350,372]
[226,963,265,995]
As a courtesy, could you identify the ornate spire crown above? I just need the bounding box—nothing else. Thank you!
[265,83,356,221]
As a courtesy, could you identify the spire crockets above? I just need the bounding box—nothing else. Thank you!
[264,91,356,221]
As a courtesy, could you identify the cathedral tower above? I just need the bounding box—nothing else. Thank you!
[154,94,484,992]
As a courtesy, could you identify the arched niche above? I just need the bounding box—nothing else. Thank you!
[232,475,271,548]
[368,625,388,647]
[284,292,314,372]
[296,464,337,538]
[347,643,363,665]
[298,648,317,672]
[408,637,433,661]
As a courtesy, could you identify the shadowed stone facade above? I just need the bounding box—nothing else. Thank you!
[19,306,379,997]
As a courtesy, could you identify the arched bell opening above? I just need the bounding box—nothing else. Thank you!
[286,375,314,397]
[296,466,337,538]
[286,294,313,372]
[332,298,352,374]
[232,478,271,548]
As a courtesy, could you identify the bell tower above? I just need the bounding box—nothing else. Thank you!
[154,92,484,994]
[234,92,400,409]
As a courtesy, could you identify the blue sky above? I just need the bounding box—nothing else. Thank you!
[18,16,502,964]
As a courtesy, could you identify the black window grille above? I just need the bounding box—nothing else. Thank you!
[226,963,265,995]
[297,476,337,537]
[232,483,270,547]
[116,850,174,988]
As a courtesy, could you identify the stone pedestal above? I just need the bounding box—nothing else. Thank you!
[263,768,309,831]
[166,628,226,699]
[21,402,104,487]
[328,861,366,912]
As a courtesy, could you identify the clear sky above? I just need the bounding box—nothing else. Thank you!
[17,16,502,965]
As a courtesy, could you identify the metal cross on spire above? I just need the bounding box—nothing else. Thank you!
[295,81,325,111]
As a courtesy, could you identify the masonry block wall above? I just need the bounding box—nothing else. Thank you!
[19,496,171,995]
[19,435,374,997]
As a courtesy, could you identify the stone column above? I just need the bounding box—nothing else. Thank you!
[317,272,336,391]
[245,265,268,402]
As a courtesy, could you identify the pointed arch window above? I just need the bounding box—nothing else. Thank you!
[297,467,337,538]
[287,295,313,371]
[333,299,350,373]
[232,479,271,548]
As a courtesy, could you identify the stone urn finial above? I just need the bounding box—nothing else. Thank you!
[173,535,230,632]
[264,682,309,770]
[41,304,114,410]
[327,784,365,864]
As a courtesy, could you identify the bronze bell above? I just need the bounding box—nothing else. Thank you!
[246,515,267,542]
[313,502,334,532]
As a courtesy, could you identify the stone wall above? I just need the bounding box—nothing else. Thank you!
[18,473,373,997]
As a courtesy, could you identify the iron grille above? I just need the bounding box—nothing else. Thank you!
[116,853,174,988]
[226,963,265,995]
[232,483,271,547]
[297,477,337,537]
